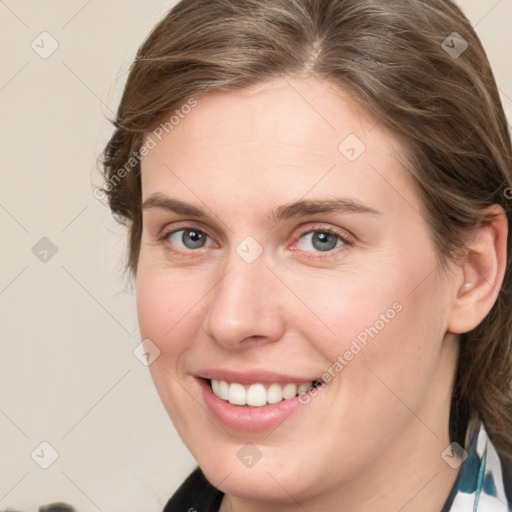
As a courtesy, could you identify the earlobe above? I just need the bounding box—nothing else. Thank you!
[447,205,508,334]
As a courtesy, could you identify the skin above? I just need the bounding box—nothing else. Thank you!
[136,76,507,512]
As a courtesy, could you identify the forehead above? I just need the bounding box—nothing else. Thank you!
[140,76,417,218]
[154,77,382,155]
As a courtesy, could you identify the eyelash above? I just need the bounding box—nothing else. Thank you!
[293,225,354,261]
[157,222,354,260]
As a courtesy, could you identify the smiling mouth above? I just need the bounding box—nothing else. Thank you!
[206,378,324,407]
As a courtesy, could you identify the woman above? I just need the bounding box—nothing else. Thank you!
[101,0,512,510]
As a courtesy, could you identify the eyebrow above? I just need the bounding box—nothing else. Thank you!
[141,193,381,222]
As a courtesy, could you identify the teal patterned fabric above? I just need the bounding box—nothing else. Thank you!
[442,413,511,511]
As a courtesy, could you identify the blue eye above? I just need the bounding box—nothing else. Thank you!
[160,224,352,260]
[297,230,346,252]
[168,228,209,249]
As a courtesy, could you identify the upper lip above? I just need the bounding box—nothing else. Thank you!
[195,369,321,385]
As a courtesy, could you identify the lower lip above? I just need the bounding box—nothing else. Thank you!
[198,378,311,432]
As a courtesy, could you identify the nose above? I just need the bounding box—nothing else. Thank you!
[202,253,286,350]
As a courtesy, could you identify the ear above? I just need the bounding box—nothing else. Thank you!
[447,204,508,334]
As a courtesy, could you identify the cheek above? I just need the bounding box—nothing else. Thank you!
[294,255,448,392]
[329,268,449,422]
[287,268,406,363]
[290,269,449,463]
[136,263,205,357]
[135,264,208,428]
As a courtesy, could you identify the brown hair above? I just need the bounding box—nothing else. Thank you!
[101,0,512,455]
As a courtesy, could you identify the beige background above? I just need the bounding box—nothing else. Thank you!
[0,1,511,510]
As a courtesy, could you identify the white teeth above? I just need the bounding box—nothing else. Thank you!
[228,383,246,406]
[246,384,267,407]
[282,383,297,399]
[212,379,230,400]
[217,380,230,400]
[210,379,316,407]
[297,383,310,394]
[267,383,283,404]
[211,379,221,396]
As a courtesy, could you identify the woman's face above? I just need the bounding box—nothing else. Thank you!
[137,77,460,504]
